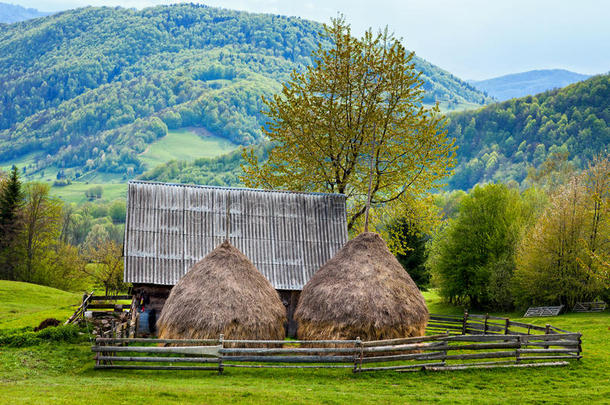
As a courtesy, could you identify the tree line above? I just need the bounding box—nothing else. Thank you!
[0,167,127,294]
[426,153,609,310]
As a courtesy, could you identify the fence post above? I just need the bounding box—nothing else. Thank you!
[516,335,522,364]
[577,333,582,360]
[218,334,224,375]
[504,318,510,335]
[544,324,550,350]
[462,310,469,335]
[484,313,489,334]
[353,336,362,373]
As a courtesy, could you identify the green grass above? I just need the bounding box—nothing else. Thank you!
[51,182,128,204]
[0,281,80,330]
[139,128,238,170]
[0,281,608,404]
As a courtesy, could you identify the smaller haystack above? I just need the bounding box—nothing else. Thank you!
[295,232,429,341]
[157,240,286,340]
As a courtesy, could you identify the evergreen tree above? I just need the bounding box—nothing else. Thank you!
[0,166,24,279]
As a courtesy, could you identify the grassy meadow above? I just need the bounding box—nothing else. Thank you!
[138,128,238,170]
[0,281,608,404]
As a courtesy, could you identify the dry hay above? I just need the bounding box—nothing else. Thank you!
[157,240,286,341]
[295,232,429,341]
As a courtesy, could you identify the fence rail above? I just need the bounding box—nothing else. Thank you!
[91,312,582,373]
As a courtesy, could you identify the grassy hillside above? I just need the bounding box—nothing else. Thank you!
[471,69,592,101]
[139,143,271,187]
[447,74,610,190]
[0,4,491,184]
[0,281,80,330]
[0,289,608,403]
[139,128,237,170]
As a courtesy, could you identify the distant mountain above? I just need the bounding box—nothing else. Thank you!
[0,2,49,23]
[0,4,492,181]
[470,69,591,101]
[447,74,609,190]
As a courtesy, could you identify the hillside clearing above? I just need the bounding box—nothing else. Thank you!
[139,128,238,170]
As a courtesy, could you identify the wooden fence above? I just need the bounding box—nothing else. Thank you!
[91,312,581,373]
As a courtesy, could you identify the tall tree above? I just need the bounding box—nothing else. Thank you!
[85,239,125,296]
[513,155,609,308]
[242,18,455,232]
[0,166,24,280]
[17,183,62,282]
[428,184,528,309]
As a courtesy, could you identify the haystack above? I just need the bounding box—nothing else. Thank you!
[294,232,429,341]
[157,240,286,340]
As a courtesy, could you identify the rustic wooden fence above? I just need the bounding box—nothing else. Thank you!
[91,312,581,373]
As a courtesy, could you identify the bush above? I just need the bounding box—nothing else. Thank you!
[0,325,87,347]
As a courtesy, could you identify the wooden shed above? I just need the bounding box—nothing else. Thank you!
[123,181,348,337]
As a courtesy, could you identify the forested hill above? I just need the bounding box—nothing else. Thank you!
[0,2,50,23]
[447,74,610,190]
[0,4,491,179]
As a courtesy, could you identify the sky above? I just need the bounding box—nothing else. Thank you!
[9,0,610,80]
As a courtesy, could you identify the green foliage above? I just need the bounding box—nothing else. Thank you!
[387,220,430,289]
[0,166,24,279]
[428,183,529,309]
[242,18,455,233]
[85,186,103,200]
[0,325,85,347]
[0,5,489,180]
[448,74,610,190]
[513,156,609,307]
[108,199,126,224]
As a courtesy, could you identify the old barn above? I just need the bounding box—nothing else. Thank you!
[123,181,348,336]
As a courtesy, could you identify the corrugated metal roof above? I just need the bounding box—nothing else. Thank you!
[124,181,348,290]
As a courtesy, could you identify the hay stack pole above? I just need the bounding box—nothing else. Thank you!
[364,124,376,233]
[295,125,429,341]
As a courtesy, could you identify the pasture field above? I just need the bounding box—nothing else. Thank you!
[50,182,128,204]
[138,128,238,170]
[0,282,608,404]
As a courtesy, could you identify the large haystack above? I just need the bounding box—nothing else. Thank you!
[295,232,429,341]
[157,240,286,340]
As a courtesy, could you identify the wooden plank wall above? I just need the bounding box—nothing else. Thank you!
[124,181,348,290]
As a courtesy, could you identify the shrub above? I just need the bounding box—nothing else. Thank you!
[0,325,87,347]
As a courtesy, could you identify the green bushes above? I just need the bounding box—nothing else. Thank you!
[428,183,529,309]
[0,325,87,347]
[428,154,609,311]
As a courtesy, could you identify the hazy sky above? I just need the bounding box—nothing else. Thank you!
[10,0,610,80]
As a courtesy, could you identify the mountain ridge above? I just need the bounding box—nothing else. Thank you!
[0,2,50,23]
[470,69,592,101]
[0,4,492,181]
